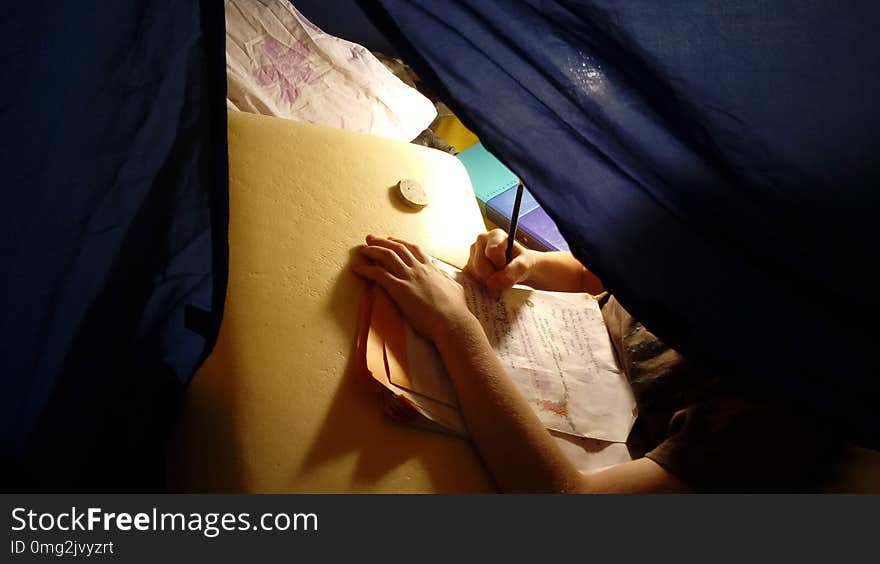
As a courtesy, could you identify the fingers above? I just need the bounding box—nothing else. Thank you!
[365,234,417,266]
[351,235,427,285]
[356,244,408,278]
[483,229,510,270]
[355,231,526,293]
[486,254,530,290]
[350,254,403,289]
[467,236,495,283]
[466,229,521,285]
[387,236,429,263]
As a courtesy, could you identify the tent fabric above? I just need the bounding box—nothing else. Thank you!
[0,1,228,489]
[363,1,880,446]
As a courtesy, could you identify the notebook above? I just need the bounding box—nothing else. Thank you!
[457,142,570,252]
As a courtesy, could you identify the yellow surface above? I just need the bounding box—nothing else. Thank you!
[433,116,479,153]
[171,111,493,493]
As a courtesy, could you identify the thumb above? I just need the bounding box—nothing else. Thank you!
[486,255,530,290]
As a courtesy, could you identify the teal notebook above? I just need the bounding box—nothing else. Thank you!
[457,142,519,207]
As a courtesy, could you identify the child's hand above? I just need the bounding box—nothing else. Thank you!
[351,235,476,343]
[465,229,535,290]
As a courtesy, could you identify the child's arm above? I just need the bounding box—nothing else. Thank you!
[351,235,688,493]
[466,229,603,293]
[434,306,688,493]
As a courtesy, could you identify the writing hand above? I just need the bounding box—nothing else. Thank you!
[465,229,535,290]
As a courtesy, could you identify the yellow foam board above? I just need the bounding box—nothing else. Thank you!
[170,111,493,493]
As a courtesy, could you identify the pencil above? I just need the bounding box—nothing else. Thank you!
[505,180,525,265]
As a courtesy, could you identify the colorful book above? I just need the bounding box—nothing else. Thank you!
[456,142,519,208]
[458,142,570,252]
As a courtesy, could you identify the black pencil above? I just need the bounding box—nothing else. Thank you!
[505,180,525,265]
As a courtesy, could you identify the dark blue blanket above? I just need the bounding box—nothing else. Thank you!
[365,0,880,446]
[0,1,228,489]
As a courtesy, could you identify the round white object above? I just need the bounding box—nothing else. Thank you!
[397,179,428,209]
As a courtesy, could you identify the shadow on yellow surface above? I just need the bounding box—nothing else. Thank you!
[169,112,493,493]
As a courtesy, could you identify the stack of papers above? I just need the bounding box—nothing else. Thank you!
[354,259,637,444]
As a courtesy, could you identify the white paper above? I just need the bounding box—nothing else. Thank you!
[225,0,437,142]
[398,261,637,443]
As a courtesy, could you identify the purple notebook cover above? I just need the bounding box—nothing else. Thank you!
[486,185,540,218]
[485,188,569,252]
[517,206,570,252]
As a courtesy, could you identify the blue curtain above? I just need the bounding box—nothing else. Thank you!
[364,1,880,447]
[0,1,228,489]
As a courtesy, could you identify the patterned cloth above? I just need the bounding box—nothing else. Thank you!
[599,294,841,492]
[225,0,436,141]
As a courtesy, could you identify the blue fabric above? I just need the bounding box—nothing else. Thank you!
[0,1,228,488]
[366,1,880,446]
